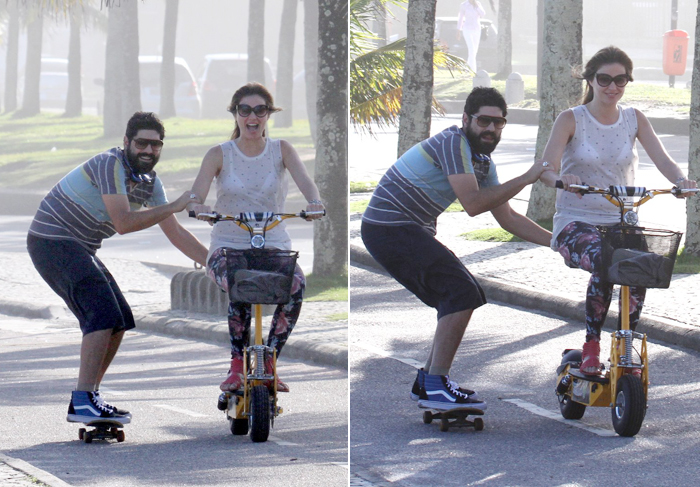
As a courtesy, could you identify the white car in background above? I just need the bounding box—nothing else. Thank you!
[138,55,201,118]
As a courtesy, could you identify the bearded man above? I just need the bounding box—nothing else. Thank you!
[361,87,553,411]
[27,112,208,424]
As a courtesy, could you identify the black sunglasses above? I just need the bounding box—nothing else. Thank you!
[594,73,630,88]
[470,114,507,129]
[132,138,164,151]
[237,104,270,117]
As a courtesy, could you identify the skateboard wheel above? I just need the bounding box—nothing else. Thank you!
[440,418,450,432]
[84,431,93,443]
[422,411,433,424]
[78,428,85,440]
[474,417,484,431]
[116,430,125,443]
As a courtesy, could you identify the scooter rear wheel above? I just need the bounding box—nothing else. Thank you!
[250,385,270,442]
[612,374,646,437]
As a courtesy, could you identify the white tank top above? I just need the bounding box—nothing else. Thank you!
[208,138,290,261]
[551,105,638,249]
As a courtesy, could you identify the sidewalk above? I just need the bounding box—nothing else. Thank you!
[350,198,700,351]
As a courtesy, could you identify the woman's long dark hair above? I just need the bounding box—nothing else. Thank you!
[576,46,634,105]
[227,82,281,140]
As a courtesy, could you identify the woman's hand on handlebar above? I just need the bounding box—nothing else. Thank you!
[557,174,584,198]
[304,200,325,220]
[675,178,698,198]
[187,203,215,224]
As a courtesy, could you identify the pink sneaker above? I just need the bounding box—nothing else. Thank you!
[264,356,289,393]
[220,357,244,392]
[581,339,602,375]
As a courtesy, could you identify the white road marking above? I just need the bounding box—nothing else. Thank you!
[354,344,423,369]
[99,386,127,396]
[503,398,617,437]
[153,404,208,418]
[267,435,299,446]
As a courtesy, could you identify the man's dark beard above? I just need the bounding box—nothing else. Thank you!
[126,145,159,175]
[464,123,500,155]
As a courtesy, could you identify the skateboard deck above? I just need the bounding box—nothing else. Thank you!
[422,407,485,432]
[78,420,126,443]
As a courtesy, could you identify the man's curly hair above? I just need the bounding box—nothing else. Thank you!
[125,112,165,140]
[463,87,507,117]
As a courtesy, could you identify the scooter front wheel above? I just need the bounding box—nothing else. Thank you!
[611,374,646,437]
[560,395,586,420]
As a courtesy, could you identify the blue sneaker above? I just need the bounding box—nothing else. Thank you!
[418,374,486,411]
[411,369,480,402]
[94,391,132,418]
[67,391,130,424]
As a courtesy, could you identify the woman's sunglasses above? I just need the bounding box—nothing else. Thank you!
[594,73,630,88]
[470,114,507,129]
[237,104,270,117]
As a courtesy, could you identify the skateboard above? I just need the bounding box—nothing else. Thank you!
[77,420,126,443]
[422,407,485,432]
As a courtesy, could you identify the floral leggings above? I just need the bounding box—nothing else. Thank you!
[207,247,305,359]
[555,221,646,340]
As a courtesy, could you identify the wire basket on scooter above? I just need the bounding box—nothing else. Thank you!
[598,225,682,289]
[225,249,299,304]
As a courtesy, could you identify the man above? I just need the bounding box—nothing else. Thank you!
[27,112,208,424]
[361,87,553,411]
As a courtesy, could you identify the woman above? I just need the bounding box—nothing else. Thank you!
[187,82,324,392]
[457,0,486,73]
[538,46,697,375]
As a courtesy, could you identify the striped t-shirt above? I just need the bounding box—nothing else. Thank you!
[28,147,167,253]
[362,125,499,233]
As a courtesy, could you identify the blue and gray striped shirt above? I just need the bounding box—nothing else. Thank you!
[28,147,167,253]
[362,125,499,234]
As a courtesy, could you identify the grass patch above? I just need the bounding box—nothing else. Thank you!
[0,113,313,189]
[350,198,369,214]
[461,219,553,242]
[675,247,700,274]
[350,181,377,193]
[324,311,348,321]
[305,270,348,302]
[433,70,690,113]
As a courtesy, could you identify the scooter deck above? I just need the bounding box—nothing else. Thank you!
[422,407,485,432]
[78,420,126,443]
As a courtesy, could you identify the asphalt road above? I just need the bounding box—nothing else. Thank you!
[350,263,700,487]
[0,314,348,487]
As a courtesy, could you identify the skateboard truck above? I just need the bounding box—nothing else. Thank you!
[78,421,125,443]
[422,408,485,432]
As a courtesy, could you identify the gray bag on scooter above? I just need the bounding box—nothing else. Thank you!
[607,248,674,289]
[225,248,299,304]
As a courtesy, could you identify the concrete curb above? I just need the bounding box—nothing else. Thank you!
[437,102,690,136]
[350,244,700,353]
[0,300,347,370]
[0,452,72,487]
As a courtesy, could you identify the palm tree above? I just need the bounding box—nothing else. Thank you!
[18,4,44,117]
[313,0,348,276]
[64,5,83,117]
[3,1,20,113]
[494,0,512,80]
[275,0,299,128]
[247,0,266,86]
[525,0,582,223]
[350,0,466,136]
[159,0,179,118]
[686,1,700,255]
[103,0,141,137]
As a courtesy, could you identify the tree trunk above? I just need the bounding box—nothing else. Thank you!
[396,0,436,158]
[3,1,20,113]
[248,0,266,85]
[275,0,298,128]
[313,0,348,277]
[494,0,512,80]
[526,0,582,222]
[685,0,700,256]
[303,0,319,144]
[19,7,43,117]
[103,0,141,137]
[64,6,83,117]
[160,0,179,118]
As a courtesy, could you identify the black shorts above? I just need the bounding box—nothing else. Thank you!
[361,221,486,319]
[27,234,135,336]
